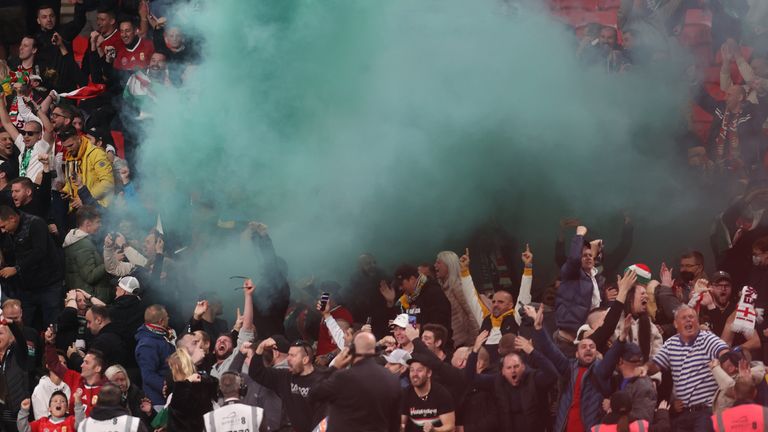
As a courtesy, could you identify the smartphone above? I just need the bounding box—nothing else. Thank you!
[319,292,330,311]
[365,316,372,325]
[408,315,417,326]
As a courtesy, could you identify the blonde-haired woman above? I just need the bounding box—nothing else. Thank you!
[166,349,217,431]
[104,364,156,426]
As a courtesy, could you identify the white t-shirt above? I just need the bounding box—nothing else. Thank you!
[14,134,51,184]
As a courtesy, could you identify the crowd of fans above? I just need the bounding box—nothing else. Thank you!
[0,0,767,431]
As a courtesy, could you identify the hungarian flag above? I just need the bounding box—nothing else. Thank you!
[57,83,106,101]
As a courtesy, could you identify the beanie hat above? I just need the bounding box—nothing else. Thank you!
[625,263,651,285]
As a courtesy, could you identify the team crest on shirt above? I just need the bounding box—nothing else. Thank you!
[140,52,145,61]
[92,394,98,405]
[122,57,128,66]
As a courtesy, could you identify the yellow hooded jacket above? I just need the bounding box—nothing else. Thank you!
[62,135,114,210]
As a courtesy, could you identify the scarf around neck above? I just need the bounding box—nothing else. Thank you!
[399,273,428,312]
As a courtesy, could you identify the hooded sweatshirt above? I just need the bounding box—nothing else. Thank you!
[30,376,71,420]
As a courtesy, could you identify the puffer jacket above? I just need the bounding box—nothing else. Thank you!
[62,137,114,210]
[63,228,112,302]
[556,234,599,333]
[533,328,623,432]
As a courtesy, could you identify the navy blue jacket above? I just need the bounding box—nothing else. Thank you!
[556,234,599,333]
[533,328,623,432]
[134,325,175,405]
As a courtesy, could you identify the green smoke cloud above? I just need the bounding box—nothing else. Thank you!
[136,0,715,303]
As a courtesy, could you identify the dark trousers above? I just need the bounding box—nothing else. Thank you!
[672,407,712,432]
[18,281,63,330]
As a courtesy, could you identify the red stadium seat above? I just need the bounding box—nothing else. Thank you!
[111,131,125,158]
[685,9,712,26]
[583,10,618,27]
[679,24,711,47]
[705,82,726,100]
[692,104,713,123]
[690,44,713,68]
[598,0,621,10]
[554,0,598,11]
[692,121,711,143]
[72,35,89,66]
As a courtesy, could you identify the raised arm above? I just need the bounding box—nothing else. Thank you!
[0,97,19,141]
[242,279,255,331]
[516,244,534,325]
[529,305,570,375]
[561,226,588,280]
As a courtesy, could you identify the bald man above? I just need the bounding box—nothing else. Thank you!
[309,332,401,432]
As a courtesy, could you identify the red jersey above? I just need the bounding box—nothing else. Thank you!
[29,415,76,432]
[114,37,155,71]
[99,29,122,52]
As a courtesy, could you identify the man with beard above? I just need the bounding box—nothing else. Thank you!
[248,338,333,432]
[529,303,624,432]
[700,271,736,336]
[401,353,456,432]
[643,305,729,432]
[0,96,52,186]
[32,3,87,67]
[123,52,171,119]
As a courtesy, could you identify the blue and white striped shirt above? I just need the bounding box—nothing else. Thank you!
[652,331,728,407]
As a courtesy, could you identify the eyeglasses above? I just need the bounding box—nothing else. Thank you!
[50,112,71,119]
[20,130,40,136]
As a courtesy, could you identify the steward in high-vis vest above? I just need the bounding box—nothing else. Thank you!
[203,372,264,432]
[711,377,768,432]
[77,384,147,432]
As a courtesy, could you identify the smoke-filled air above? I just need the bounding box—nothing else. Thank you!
[137,0,714,303]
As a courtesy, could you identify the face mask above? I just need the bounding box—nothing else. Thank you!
[753,255,763,266]
[679,271,695,283]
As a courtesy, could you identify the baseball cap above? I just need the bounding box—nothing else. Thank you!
[383,349,411,366]
[58,125,78,140]
[712,271,732,283]
[621,343,643,363]
[389,314,409,330]
[271,335,290,353]
[573,324,592,345]
[117,276,140,294]
[406,352,432,367]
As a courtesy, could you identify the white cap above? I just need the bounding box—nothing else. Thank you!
[574,324,593,345]
[383,349,411,366]
[389,313,409,329]
[105,144,116,154]
[117,276,140,294]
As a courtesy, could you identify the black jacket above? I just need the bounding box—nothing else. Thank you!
[465,349,558,432]
[33,1,87,67]
[168,377,218,432]
[401,278,452,333]
[108,294,145,360]
[0,322,30,413]
[16,171,52,221]
[309,357,401,432]
[0,211,63,290]
[70,321,127,370]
